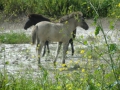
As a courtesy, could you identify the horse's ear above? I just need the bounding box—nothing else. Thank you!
[78,11,83,16]
[28,14,32,19]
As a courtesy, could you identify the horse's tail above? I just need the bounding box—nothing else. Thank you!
[32,25,38,44]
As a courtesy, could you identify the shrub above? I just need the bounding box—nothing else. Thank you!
[0,0,117,18]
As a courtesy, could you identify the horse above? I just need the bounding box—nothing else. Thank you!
[31,11,89,66]
[24,14,50,56]
[24,14,76,56]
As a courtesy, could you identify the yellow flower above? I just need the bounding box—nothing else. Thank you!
[66,51,69,54]
[62,64,66,67]
[32,55,35,58]
[82,68,85,72]
[69,87,72,90]
[119,76,120,80]
[80,78,83,81]
[87,6,90,10]
[59,68,63,71]
[118,3,120,7]
[31,42,33,45]
[59,67,67,71]
[69,60,73,64]
[75,61,79,64]
[97,83,101,87]
[56,86,62,90]
[66,84,73,90]
[67,73,71,77]
[88,55,92,59]
[111,12,115,15]
[65,21,68,24]
[80,50,85,54]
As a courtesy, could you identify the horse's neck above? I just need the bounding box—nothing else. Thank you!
[63,19,77,32]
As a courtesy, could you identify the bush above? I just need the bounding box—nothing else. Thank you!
[0,0,118,18]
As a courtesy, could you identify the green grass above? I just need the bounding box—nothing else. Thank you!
[0,62,119,90]
[0,32,31,44]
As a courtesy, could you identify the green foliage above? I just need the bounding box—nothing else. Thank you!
[0,32,30,44]
[0,0,119,18]
[108,0,120,19]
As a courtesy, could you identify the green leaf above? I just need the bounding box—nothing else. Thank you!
[83,40,88,45]
[109,44,117,52]
[5,61,9,65]
[95,25,101,36]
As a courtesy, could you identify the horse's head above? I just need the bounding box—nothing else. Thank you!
[59,12,89,30]
[24,15,37,30]
[75,12,89,30]
[24,19,35,30]
[24,14,50,30]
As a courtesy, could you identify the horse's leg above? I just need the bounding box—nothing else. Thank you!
[70,29,76,55]
[54,42,62,66]
[36,37,40,51]
[62,42,69,65]
[42,41,47,57]
[69,38,74,56]
[46,41,50,54]
[37,41,44,66]
[42,41,50,57]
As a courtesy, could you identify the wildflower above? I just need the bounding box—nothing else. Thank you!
[65,21,68,24]
[66,51,69,54]
[80,78,83,81]
[88,55,92,59]
[75,61,79,64]
[56,86,62,90]
[69,87,72,90]
[32,55,35,58]
[31,42,33,45]
[59,68,63,71]
[87,6,90,10]
[80,50,85,54]
[118,3,120,7]
[82,68,85,72]
[97,83,101,87]
[66,84,73,90]
[62,64,66,67]
[67,73,71,77]
[59,67,67,71]
[111,12,115,15]
[69,60,73,64]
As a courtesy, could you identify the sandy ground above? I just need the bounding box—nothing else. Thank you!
[0,16,120,75]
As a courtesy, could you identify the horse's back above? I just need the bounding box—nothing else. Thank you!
[36,21,68,42]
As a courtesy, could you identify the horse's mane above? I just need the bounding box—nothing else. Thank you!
[28,14,50,21]
[59,11,83,23]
